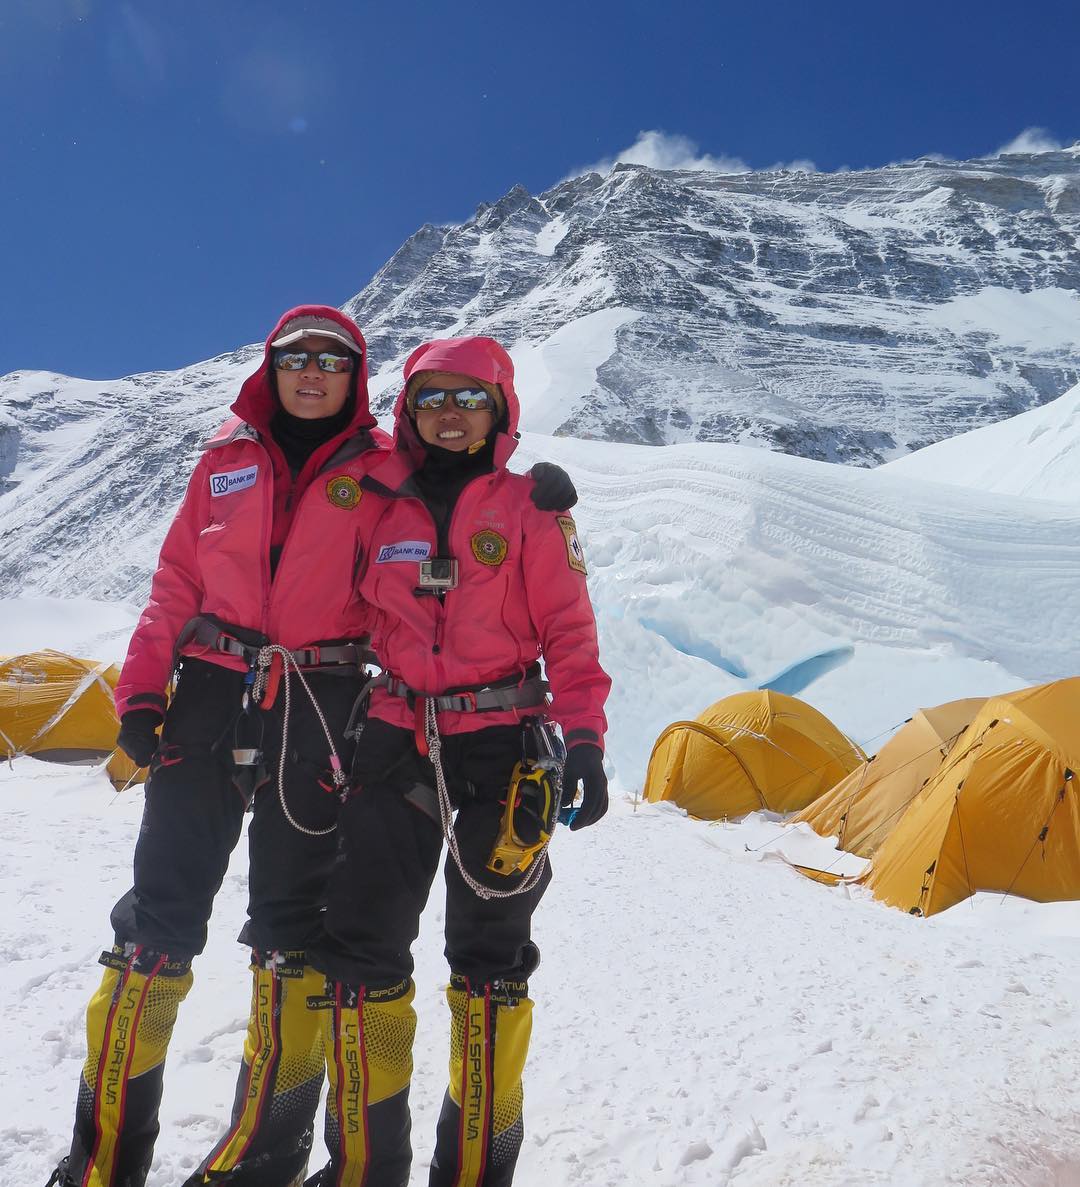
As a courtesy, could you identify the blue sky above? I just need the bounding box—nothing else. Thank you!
[2,0,1078,379]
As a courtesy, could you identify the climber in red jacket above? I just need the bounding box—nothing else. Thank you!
[306,335,611,1187]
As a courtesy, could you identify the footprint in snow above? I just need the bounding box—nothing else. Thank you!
[678,1140,713,1166]
[178,1043,215,1064]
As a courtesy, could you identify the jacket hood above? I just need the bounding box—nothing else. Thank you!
[391,336,520,467]
[231,304,375,436]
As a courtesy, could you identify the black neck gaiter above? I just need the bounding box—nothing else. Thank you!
[270,398,354,477]
[413,433,497,550]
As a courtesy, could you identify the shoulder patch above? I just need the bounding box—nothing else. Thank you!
[326,475,363,510]
[209,464,258,497]
[471,529,508,567]
[556,515,587,575]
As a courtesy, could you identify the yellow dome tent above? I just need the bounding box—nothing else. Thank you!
[859,679,1080,916]
[0,650,144,789]
[643,690,865,819]
[792,697,984,857]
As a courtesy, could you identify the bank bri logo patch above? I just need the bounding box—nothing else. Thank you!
[209,465,259,497]
[376,540,432,563]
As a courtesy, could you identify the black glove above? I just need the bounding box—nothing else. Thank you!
[529,462,578,511]
[116,708,164,768]
[560,743,608,831]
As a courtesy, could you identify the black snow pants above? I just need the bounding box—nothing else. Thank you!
[109,655,356,956]
[313,717,551,987]
[63,655,364,1187]
[307,717,551,1187]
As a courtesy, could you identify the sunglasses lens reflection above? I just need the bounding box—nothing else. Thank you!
[413,387,494,411]
[318,353,353,373]
[456,392,491,410]
[273,350,353,373]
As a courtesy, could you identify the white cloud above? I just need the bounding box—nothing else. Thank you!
[994,127,1064,156]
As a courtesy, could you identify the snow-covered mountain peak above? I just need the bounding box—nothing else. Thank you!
[342,150,1080,462]
[3,147,1080,610]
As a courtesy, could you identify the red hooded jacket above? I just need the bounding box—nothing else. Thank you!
[358,337,610,748]
[115,305,390,717]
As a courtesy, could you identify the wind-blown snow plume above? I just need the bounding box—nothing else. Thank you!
[568,129,818,180]
[995,126,1068,155]
[572,129,752,177]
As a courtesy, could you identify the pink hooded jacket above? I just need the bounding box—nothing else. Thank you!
[115,305,389,717]
[358,337,610,748]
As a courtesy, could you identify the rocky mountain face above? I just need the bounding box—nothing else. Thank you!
[347,147,1080,463]
[2,148,1079,599]
[0,353,260,600]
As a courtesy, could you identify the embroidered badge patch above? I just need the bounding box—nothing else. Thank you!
[326,475,362,509]
[557,515,587,575]
[209,464,258,498]
[471,529,508,567]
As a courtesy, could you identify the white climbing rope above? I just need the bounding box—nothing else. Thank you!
[252,644,348,838]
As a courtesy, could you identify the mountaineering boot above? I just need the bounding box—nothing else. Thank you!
[65,943,194,1187]
[184,952,328,1186]
[428,976,533,1187]
[305,978,416,1187]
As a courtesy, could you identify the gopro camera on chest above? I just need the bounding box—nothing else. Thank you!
[417,557,459,591]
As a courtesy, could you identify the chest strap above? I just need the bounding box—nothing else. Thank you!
[178,616,377,671]
[382,672,549,714]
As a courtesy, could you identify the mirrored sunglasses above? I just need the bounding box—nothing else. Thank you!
[272,348,354,374]
[412,386,495,412]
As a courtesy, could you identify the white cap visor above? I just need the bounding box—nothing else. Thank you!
[271,316,362,354]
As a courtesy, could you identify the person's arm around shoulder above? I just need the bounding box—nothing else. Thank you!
[527,461,577,511]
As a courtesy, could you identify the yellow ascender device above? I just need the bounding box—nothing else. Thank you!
[487,761,559,875]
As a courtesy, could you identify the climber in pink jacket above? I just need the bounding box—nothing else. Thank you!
[50,305,389,1187]
[356,337,608,746]
[48,309,580,1187]
[114,305,386,718]
[307,336,611,1187]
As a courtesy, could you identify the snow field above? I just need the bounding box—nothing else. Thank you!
[885,381,1080,502]
[4,765,1080,1186]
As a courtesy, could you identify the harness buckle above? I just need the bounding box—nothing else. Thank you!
[215,633,250,660]
[449,691,478,713]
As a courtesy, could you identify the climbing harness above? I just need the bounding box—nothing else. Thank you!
[383,669,549,715]
[177,615,376,673]
[171,618,373,836]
